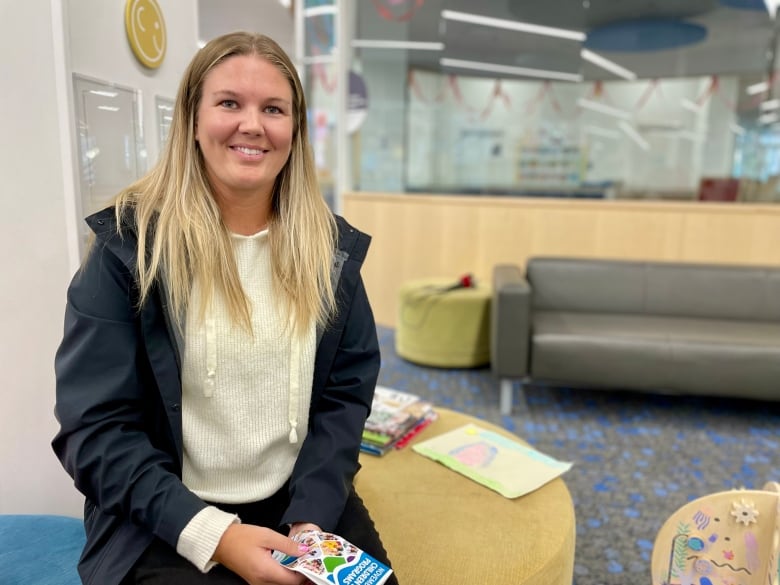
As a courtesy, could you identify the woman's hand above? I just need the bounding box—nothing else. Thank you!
[289,522,322,540]
[213,523,308,585]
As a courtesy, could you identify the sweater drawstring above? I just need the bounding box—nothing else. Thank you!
[288,317,300,444]
[204,302,216,398]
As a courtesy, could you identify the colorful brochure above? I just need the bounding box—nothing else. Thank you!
[274,530,393,585]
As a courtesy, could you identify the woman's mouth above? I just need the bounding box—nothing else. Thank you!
[232,145,266,156]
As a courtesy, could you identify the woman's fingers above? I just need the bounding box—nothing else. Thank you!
[213,524,309,584]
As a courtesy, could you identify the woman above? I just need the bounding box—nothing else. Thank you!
[52,32,397,585]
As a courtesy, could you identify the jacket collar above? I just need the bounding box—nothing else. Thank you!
[85,207,139,272]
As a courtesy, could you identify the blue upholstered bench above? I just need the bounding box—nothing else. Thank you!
[0,515,84,585]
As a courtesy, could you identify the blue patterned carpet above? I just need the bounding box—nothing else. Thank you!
[375,326,780,585]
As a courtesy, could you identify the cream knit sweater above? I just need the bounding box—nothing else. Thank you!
[175,229,316,571]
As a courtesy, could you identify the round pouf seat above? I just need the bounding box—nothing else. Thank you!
[356,407,576,585]
[396,278,491,367]
[0,514,84,585]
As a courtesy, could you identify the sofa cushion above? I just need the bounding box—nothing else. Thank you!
[531,311,780,400]
[528,257,780,322]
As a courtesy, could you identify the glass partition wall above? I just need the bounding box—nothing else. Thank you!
[307,0,780,203]
[296,0,342,211]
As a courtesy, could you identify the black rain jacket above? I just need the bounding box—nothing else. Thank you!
[52,207,380,585]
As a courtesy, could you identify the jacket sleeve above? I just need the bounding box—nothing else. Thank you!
[281,274,380,530]
[52,241,206,548]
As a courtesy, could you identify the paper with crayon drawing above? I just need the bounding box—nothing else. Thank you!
[412,423,572,498]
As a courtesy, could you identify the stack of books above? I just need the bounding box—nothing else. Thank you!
[361,386,437,456]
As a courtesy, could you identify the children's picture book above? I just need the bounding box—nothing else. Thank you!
[361,386,437,455]
[361,410,438,456]
[273,530,394,585]
[412,423,573,498]
[364,386,433,437]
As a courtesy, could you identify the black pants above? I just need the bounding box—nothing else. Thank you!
[122,485,399,585]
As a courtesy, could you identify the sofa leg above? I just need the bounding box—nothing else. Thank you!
[500,379,513,415]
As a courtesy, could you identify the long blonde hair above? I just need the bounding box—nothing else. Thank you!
[114,32,337,336]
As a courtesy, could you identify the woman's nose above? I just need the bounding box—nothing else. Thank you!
[239,109,264,135]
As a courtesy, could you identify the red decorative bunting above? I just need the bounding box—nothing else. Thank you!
[569,82,611,118]
[695,75,737,113]
[313,61,336,94]
[309,13,333,48]
[408,71,512,118]
[407,70,446,103]
[584,80,612,103]
[371,0,425,22]
[634,79,663,112]
[447,75,476,112]
[524,81,561,115]
[407,72,751,122]
[695,75,719,106]
[480,80,512,120]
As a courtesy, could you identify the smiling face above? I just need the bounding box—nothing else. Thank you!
[195,54,294,205]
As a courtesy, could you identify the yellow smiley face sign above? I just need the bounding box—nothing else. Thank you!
[124,0,167,69]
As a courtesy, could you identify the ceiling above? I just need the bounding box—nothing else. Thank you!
[197,0,778,113]
[198,1,777,82]
[355,0,778,84]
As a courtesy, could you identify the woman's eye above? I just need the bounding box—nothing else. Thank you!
[220,100,238,109]
[265,105,282,114]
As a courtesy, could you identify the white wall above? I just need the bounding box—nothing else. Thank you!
[68,0,199,167]
[0,0,198,517]
[0,0,75,516]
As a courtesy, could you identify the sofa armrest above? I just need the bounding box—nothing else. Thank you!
[491,264,531,379]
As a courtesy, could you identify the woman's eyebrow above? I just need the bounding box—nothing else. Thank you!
[211,89,240,98]
[210,90,291,105]
[266,97,292,106]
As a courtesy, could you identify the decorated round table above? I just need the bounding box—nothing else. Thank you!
[355,407,576,585]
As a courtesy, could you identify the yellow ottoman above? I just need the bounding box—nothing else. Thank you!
[396,278,490,368]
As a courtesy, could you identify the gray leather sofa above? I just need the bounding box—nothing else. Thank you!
[491,257,780,414]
